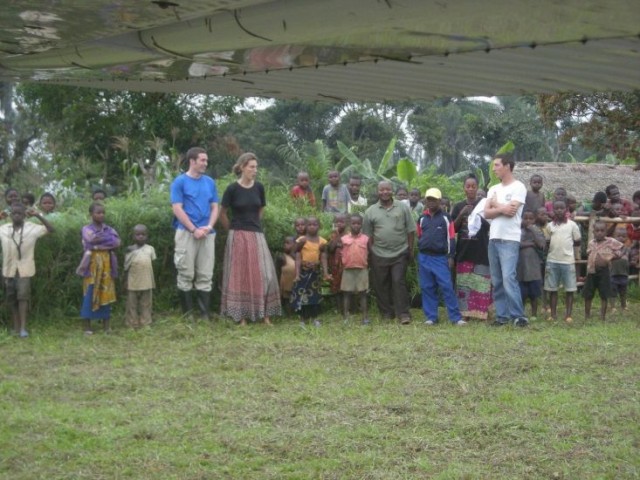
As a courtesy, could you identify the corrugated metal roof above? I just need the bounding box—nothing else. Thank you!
[1,0,639,100]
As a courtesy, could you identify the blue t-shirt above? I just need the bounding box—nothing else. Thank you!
[170,174,219,233]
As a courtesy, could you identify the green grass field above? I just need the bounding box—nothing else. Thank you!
[1,299,639,479]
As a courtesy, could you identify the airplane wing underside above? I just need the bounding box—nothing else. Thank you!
[1,0,638,101]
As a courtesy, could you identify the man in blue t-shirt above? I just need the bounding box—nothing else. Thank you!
[170,147,219,318]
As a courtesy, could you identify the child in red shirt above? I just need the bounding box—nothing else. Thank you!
[290,171,316,207]
[340,214,370,325]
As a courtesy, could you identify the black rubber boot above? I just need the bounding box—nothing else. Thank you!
[195,290,211,320]
[179,290,194,316]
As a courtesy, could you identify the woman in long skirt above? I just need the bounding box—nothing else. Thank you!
[452,175,493,321]
[219,153,281,325]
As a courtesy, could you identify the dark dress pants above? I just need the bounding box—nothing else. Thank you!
[370,251,410,320]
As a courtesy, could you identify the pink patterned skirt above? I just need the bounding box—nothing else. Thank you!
[221,230,282,322]
[456,260,492,320]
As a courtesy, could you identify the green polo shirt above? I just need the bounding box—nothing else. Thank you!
[363,200,416,258]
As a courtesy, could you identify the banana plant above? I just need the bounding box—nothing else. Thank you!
[335,136,399,183]
[277,139,334,199]
[395,157,417,184]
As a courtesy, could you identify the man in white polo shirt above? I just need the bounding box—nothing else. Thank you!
[484,152,528,327]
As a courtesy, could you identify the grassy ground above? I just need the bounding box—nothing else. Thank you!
[1,297,639,479]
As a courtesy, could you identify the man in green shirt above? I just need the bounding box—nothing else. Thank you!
[363,181,416,324]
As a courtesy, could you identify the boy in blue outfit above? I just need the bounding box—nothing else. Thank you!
[417,188,465,326]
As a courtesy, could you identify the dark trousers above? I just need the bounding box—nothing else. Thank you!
[370,251,410,319]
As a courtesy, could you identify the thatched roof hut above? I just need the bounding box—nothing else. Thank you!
[513,162,640,203]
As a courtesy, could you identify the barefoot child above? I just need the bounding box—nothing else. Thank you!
[584,221,623,321]
[535,206,551,313]
[395,186,409,202]
[322,171,350,214]
[327,212,348,308]
[124,224,156,328]
[0,187,20,220]
[545,187,567,215]
[440,196,452,215]
[275,236,297,313]
[517,210,546,319]
[38,192,57,216]
[294,217,307,237]
[566,195,578,220]
[340,214,370,325]
[347,176,368,214]
[525,174,545,213]
[545,200,581,323]
[609,226,630,313]
[0,203,54,337]
[21,193,35,209]
[290,216,330,326]
[407,188,425,220]
[290,171,316,207]
[92,189,107,202]
[77,202,121,334]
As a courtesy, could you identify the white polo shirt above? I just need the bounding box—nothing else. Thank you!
[487,180,527,242]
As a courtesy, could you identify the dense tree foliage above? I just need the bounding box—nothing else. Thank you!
[14,84,243,191]
[5,82,637,198]
[1,81,40,185]
[407,96,559,176]
[538,91,640,165]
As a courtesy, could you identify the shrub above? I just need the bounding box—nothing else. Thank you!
[26,168,458,324]
[29,190,178,321]
[25,179,338,323]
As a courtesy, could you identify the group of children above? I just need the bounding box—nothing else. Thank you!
[1,188,156,337]
[291,171,367,214]
[278,213,371,326]
[517,175,639,323]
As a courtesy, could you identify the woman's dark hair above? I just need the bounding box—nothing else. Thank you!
[464,174,478,183]
[232,152,258,176]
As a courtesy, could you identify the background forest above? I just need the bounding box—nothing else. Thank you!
[1,83,638,199]
[0,83,638,318]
